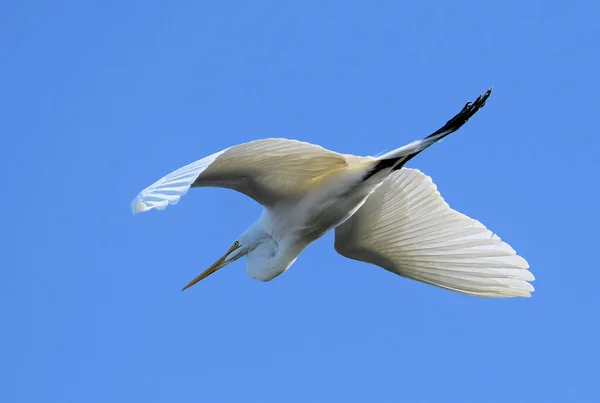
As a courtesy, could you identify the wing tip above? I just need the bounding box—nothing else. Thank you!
[485,276,535,298]
[131,198,149,215]
[130,196,174,215]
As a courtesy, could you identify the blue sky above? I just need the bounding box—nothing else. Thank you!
[2,1,599,402]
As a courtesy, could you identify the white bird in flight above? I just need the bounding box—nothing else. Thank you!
[131,89,534,297]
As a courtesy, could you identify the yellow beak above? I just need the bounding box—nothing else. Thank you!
[182,243,239,291]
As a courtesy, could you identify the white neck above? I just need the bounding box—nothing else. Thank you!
[241,213,305,282]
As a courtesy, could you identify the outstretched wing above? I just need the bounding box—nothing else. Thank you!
[131,138,350,214]
[334,168,534,298]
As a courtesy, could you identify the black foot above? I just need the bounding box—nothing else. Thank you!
[425,88,493,140]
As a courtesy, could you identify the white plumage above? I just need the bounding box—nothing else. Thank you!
[334,169,533,297]
[131,89,534,297]
[132,138,350,213]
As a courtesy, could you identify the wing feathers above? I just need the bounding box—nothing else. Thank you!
[131,138,352,214]
[131,150,226,214]
[335,168,533,298]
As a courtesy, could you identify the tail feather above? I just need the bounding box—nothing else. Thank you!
[364,88,492,180]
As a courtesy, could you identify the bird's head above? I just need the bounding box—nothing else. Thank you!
[181,224,263,290]
[181,240,245,290]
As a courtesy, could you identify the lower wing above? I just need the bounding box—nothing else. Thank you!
[334,168,534,298]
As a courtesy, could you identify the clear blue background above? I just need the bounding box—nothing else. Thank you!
[2,1,598,402]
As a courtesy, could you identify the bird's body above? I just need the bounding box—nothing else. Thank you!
[132,89,535,297]
[241,161,384,280]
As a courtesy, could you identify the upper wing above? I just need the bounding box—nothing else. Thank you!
[334,168,534,298]
[131,138,350,214]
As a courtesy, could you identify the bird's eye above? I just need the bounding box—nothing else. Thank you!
[234,241,240,247]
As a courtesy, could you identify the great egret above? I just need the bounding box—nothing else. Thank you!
[131,89,534,297]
